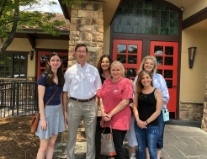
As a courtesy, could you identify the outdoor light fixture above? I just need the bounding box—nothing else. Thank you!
[188,47,197,69]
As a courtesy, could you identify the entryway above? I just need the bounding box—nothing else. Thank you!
[112,39,178,118]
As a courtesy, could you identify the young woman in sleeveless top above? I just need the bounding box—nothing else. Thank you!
[127,56,169,159]
[133,70,163,159]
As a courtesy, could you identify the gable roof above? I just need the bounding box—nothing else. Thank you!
[15,13,70,42]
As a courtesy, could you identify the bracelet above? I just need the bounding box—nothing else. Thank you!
[145,120,148,125]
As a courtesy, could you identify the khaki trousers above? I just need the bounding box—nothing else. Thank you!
[66,99,97,159]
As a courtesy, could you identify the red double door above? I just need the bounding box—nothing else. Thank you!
[113,39,178,118]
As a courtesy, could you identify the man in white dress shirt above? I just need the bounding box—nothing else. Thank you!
[63,43,102,159]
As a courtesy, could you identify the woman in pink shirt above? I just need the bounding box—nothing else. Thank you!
[98,61,133,159]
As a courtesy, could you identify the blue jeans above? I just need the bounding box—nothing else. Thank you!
[157,112,165,149]
[134,123,159,159]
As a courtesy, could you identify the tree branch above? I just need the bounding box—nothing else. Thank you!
[0,0,19,54]
[0,0,7,19]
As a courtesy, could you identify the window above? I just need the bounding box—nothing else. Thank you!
[113,0,180,35]
[0,52,27,78]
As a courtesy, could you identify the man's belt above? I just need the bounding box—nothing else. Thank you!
[70,96,96,103]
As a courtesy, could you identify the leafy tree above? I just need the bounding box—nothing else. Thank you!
[0,0,84,54]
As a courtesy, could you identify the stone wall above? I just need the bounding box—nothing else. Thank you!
[68,1,104,66]
[60,1,104,143]
[179,101,203,121]
[201,73,207,131]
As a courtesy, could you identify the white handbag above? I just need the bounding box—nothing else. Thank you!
[162,108,169,122]
[100,127,117,157]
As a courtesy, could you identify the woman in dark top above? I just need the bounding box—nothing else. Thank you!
[97,54,113,83]
[133,70,163,159]
[36,52,65,159]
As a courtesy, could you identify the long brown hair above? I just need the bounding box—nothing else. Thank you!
[135,70,153,96]
[44,52,65,87]
[97,54,113,76]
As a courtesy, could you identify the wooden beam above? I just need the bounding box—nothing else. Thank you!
[58,0,71,21]
[27,34,35,49]
[182,7,207,30]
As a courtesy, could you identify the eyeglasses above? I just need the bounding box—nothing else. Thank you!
[76,50,87,53]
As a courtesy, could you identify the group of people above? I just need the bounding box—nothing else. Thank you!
[35,43,169,159]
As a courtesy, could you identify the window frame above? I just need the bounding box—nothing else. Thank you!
[0,51,28,78]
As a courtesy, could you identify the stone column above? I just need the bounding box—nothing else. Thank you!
[60,1,104,143]
[201,73,207,131]
[68,1,104,66]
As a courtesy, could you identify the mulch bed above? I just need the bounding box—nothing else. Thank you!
[0,116,39,159]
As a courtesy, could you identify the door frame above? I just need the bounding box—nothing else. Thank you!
[150,41,178,118]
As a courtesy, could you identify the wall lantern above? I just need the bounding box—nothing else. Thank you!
[188,47,197,69]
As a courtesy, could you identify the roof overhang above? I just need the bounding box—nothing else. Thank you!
[166,0,207,30]
[58,0,71,20]
[58,0,120,26]
[14,29,69,49]
[58,0,207,31]
[103,0,120,26]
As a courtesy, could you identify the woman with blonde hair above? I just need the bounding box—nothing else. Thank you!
[97,61,133,159]
[126,55,169,159]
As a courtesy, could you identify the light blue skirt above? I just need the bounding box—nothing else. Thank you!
[35,104,65,139]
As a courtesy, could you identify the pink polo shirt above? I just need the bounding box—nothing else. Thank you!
[98,77,133,130]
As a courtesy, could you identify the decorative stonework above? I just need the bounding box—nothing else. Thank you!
[179,101,203,121]
[201,73,207,131]
[68,1,104,67]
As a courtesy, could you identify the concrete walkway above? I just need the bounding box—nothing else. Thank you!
[53,120,207,159]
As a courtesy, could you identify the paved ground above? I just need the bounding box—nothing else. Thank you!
[53,120,207,159]
[161,120,207,159]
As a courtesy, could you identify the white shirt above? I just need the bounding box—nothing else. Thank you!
[63,63,102,99]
